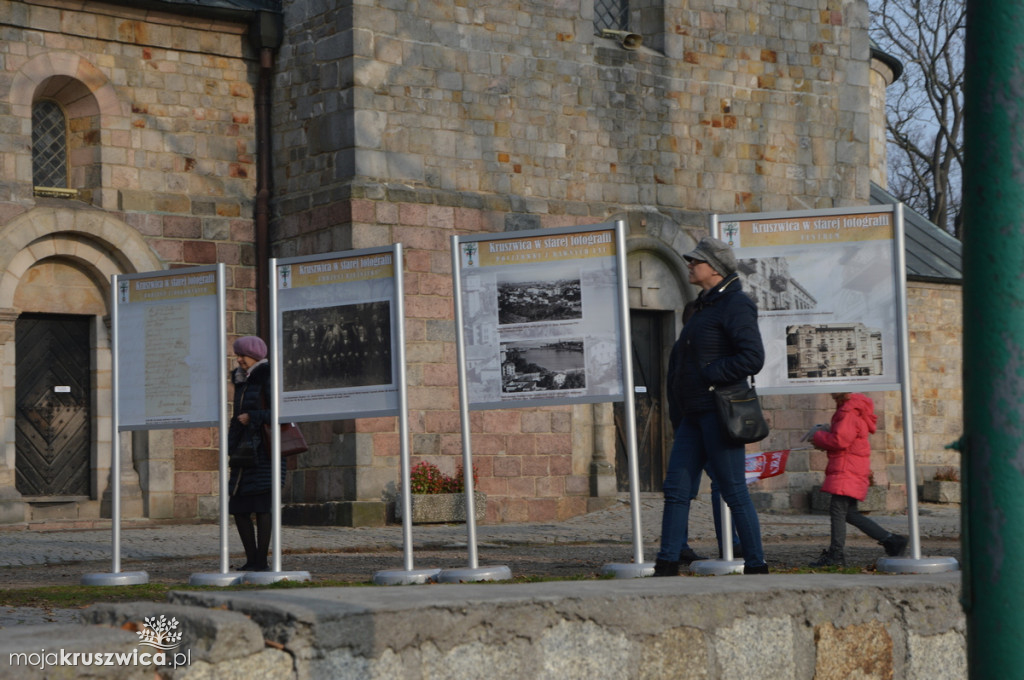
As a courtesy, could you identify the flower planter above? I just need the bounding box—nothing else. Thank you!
[396,492,487,524]
[921,480,960,504]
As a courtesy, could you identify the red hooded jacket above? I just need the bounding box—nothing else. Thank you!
[812,393,877,501]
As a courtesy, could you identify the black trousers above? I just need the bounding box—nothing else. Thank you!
[828,493,889,551]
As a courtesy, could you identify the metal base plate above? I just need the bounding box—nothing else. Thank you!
[436,565,512,583]
[189,572,245,586]
[373,568,442,586]
[601,562,655,578]
[242,570,313,585]
[81,571,149,586]
[689,559,744,576]
[876,556,960,574]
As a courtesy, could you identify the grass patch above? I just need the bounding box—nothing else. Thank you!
[0,578,373,610]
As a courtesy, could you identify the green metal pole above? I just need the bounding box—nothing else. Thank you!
[964,1,1024,674]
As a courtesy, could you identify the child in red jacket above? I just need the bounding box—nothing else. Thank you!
[809,393,908,567]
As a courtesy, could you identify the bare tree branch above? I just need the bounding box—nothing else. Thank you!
[872,0,964,239]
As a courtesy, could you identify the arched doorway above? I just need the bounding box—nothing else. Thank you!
[616,236,694,492]
[0,207,165,523]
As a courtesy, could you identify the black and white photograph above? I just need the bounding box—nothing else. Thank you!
[737,256,818,312]
[497,270,582,325]
[500,338,586,393]
[457,224,625,409]
[282,300,392,392]
[785,323,884,379]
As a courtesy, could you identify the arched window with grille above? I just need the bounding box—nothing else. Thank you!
[32,99,69,193]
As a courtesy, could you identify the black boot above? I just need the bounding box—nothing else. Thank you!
[743,563,769,575]
[809,547,846,568]
[233,513,259,571]
[718,543,744,559]
[880,533,908,557]
[653,558,680,577]
[678,547,707,565]
[253,512,272,571]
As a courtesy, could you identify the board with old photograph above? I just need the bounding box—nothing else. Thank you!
[274,247,401,421]
[457,224,625,409]
[718,206,902,395]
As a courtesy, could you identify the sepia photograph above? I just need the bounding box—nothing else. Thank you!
[737,256,817,312]
[282,301,392,392]
[500,338,586,393]
[785,323,883,379]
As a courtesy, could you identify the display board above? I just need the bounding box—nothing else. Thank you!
[115,265,223,429]
[274,246,400,421]
[714,205,902,395]
[455,223,625,409]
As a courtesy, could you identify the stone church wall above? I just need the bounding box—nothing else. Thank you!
[0,0,960,525]
[0,0,260,520]
[269,0,887,523]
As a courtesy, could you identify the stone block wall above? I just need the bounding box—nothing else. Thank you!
[884,281,963,485]
[61,574,965,680]
[270,0,879,522]
[0,1,262,520]
[273,1,871,216]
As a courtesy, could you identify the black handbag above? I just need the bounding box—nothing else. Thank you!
[712,378,769,444]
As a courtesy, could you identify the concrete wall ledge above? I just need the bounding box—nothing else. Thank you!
[2,573,965,679]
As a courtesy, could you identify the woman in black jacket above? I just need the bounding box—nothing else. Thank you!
[654,237,769,576]
[228,335,283,572]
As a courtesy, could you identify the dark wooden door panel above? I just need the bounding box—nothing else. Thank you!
[615,311,665,492]
[15,314,91,497]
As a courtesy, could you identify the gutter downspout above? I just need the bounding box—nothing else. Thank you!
[255,46,273,342]
[250,11,283,343]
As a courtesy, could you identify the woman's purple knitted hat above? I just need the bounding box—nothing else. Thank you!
[233,336,267,361]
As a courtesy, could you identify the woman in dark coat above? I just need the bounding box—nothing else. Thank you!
[654,236,769,576]
[228,335,283,572]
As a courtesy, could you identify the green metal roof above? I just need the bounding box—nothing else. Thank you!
[871,183,962,283]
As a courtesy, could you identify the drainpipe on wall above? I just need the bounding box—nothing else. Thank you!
[250,11,283,343]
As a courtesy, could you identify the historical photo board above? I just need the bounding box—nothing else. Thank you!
[456,223,625,410]
[115,265,223,429]
[715,205,903,395]
[274,247,400,421]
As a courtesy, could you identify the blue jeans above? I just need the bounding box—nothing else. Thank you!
[708,479,742,557]
[657,411,766,568]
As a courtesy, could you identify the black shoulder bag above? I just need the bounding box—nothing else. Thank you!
[711,376,769,444]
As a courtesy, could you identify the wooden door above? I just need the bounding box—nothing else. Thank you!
[15,314,91,497]
[615,310,666,492]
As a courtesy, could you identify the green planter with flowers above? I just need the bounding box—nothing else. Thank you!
[396,462,486,524]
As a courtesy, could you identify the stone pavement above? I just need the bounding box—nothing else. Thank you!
[0,497,958,675]
[0,494,960,629]
[0,494,959,569]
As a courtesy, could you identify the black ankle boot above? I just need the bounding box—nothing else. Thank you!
[809,547,846,568]
[880,533,908,557]
[653,558,680,577]
[743,563,769,575]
